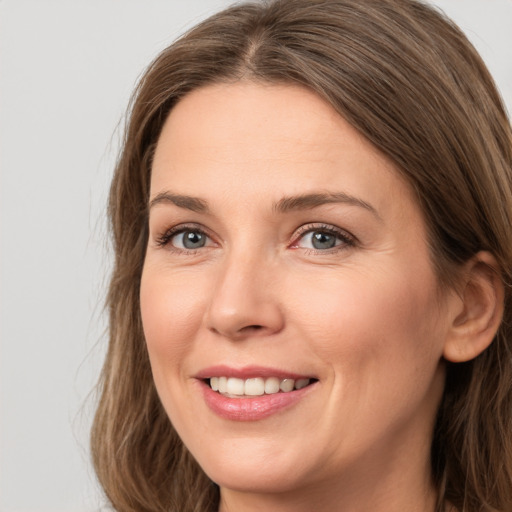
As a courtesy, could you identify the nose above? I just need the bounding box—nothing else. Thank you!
[205,253,285,341]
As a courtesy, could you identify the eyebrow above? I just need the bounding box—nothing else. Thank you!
[149,192,210,213]
[273,192,380,218]
[149,190,379,218]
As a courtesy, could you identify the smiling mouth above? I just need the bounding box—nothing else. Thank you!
[206,376,317,398]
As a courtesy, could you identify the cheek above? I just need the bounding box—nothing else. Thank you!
[140,265,207,373]
[292,265,446,451]
[290,263,444,378]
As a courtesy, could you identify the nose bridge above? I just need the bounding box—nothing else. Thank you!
[205,244,284,339]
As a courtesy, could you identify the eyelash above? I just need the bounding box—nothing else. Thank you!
[154,222,356,255]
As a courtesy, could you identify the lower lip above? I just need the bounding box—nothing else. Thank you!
[199,380,316,421]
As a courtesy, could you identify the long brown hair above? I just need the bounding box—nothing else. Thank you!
[91,1,512,510]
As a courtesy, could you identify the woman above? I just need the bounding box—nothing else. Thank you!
[91,0,512,511]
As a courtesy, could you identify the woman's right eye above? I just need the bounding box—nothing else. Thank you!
[156,226,214,251]
[172,230,208,249]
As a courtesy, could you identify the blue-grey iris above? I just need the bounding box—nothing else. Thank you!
[183,231,206,249]
[312,231,336,250]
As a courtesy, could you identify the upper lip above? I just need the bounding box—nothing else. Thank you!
[195,365,316,380]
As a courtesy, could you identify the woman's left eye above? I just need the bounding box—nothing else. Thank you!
[292,225,355,252]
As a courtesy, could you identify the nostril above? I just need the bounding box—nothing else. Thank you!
[242,325,263,331]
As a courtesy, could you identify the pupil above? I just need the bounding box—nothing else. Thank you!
[312,231,336,249]
[183,231,205,249]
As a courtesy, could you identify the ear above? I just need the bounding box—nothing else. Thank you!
[443,251,504,363]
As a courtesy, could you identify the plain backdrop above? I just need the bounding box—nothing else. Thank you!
[0,1,511,511]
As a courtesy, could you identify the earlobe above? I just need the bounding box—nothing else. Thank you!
[443,251,504,363]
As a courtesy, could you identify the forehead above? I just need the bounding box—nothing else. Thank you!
[154,82,384,163]
[150,82,413,219]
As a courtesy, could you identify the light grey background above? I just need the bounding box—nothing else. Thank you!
[1,1,511,511]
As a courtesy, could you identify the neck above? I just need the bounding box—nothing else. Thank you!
[219,476,438,512]
[218,434,439,512]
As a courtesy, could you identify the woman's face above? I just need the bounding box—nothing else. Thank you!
[141,83,454,505]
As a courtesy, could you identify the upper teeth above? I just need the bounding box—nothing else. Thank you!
[209,376,311,396]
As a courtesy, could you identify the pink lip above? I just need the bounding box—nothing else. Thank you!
[195,366,318,422]
[195,365,313,380]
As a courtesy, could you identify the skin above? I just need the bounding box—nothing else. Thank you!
[140,82,463,512]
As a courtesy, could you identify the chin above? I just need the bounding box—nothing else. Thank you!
[191,439,311,494]
[208,464,305,495]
